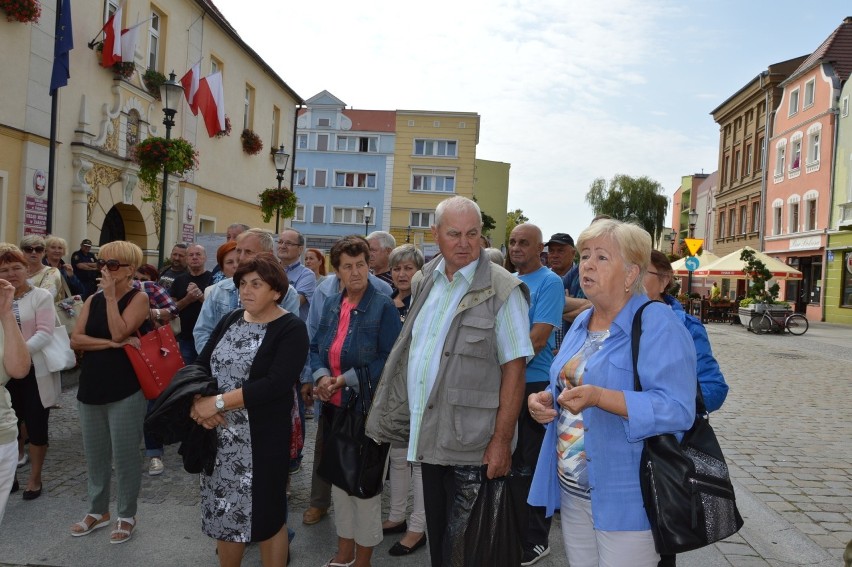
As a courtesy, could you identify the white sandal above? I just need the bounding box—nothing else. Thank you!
[70,513,111,537]
[109,517,136,544]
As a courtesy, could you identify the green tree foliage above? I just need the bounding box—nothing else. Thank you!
[505,208,529,246]
[585,174,669,242]
[472,195,496,235]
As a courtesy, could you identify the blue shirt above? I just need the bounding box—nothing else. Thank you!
[285,260,316,321]
[528,294,696,531]
[516,266,565,383]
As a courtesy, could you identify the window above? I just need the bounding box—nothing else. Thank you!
[332,206,366,224]
[788,88,799,116]
[733,150,741,181]
[105,0,118,21]
[774,140,786,177]
[804,191,818,231]
[728,210,736,237]
[790,137,802,171]
[293,205,305,222]
[745,145,753,176]
[788,196,800,233]
[757,137,765,171]
[337,136,378,153]
[412,168,456,192]
[740,206,747,234]
[842,252,852,306]
[210,56,222,75]
[410,210,435,228]
[334,171,376,189]
[314,170,327,188]
[148,10,162,71]
[312,205,325,224]
[413,139,458,157]
[807,124,821,166]
[773,200,783,235]
[271,106,280,149]
[803,79,815,108]
[294,169,306,186]
[843,96,850,118]
[243,85,255,130]
[751,202,760,233]
[316,134,328,151]
[722,154,730,185]
[296,134,307,150]
[317,118,330,127]
[718,212,726,239]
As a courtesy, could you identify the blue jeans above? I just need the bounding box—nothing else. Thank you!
[178,338,198,365]
[144,399,163,457]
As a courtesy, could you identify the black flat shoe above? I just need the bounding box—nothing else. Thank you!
[10,478,19,493]
[22,486,41,500]
[382,520,407,534]
[388,534,427,556]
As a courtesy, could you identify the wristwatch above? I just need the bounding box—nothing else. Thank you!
[215,394,225,412]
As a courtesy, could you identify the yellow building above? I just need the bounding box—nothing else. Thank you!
[473,159,510,250]
[390,110,480,256]
[0,0,301,264]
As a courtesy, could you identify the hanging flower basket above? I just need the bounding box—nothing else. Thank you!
[0,0,41,23]
[241,128,263,155]
[132,137,199,202]
[142,69,166,100]
[215,116,232,138]
[259,187,297,223]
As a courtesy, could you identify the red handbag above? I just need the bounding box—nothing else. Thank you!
[124,324,185,400]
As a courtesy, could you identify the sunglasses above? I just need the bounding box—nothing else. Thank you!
[97,259,130,271]
[22,246,45,254]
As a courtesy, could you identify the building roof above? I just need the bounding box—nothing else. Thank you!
[195,0,304,104]
[709,56,807,117]
[342,110,396,132]
[784,16,852,85]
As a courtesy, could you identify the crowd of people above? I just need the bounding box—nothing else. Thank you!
[0,198,729,567]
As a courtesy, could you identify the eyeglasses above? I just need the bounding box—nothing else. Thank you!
[279,241,301,248]
[22,246,45,254]
[97,259,130,271]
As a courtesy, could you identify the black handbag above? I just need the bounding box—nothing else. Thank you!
[317,367,391,499]
[632,301,743,555]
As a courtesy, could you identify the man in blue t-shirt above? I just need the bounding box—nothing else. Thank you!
[546,232,590,351]
[508,223,565,566]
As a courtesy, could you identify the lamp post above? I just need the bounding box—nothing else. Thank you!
[363,202,371,236]
[272,144,291,234]
[687,209,699,296]
[157,72,184,269]
[670,228,677,255]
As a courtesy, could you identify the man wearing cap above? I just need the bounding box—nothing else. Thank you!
[71,239,98,299]
[545,233,590,350]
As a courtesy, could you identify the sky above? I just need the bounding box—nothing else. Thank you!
[213,0,851,240]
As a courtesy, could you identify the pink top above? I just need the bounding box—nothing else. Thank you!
[327,297,356,406]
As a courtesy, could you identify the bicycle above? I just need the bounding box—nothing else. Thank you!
[748,304,809,335]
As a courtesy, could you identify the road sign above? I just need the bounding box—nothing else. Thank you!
[684,238,704,256]
[685,256,700,272]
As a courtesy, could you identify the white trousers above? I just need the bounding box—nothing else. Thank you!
[386,446,427,532]
[0,440,18,526]
[560,491,659,567]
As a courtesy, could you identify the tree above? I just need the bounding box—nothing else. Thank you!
[505,208,529,245]
[585,174,669,243]
[472,195,496,235]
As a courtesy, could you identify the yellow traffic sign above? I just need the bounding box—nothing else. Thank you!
[684,238,704,256]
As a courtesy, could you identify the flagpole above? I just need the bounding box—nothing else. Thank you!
[46,0,65,235]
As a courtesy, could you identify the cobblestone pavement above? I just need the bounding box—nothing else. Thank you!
[2,320,850,566]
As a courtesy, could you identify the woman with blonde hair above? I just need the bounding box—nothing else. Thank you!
[69,240,150,544]
[43,235,84,298]
[20,235,61,299]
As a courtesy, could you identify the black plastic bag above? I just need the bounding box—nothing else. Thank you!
[446,465,521,567]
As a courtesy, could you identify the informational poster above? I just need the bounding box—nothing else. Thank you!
[182,188,197,244]
[23,170,48,236]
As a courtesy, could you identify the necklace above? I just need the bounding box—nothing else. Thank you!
[14,286,33,300]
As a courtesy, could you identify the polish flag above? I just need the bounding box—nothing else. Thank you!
[119,20,146,64]
[195,72,226,137]
[180,61,201,115]
[100,5,122,67]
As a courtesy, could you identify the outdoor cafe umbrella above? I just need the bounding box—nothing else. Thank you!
[693,246,803,280]
[671,251,720,276]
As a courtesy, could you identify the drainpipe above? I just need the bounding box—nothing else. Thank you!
[759,71,771,252]
[821,79,842,322]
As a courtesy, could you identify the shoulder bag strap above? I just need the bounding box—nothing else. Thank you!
[59,272,73,300]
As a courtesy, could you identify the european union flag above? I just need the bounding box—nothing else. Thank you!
[49,0,73,95]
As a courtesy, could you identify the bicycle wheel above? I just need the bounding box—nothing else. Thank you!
[752,314,772,334]
[786,314,809,335]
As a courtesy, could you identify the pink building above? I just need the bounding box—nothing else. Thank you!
[764,18,852,319]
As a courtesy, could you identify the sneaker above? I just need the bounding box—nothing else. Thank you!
[17,453,28,468]
[289,460,301,474]
[304,407,314,420]
[148,457,164,476]
[521,544,550,566]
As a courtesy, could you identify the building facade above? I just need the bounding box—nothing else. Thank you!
[473,159,510,250]
[764,18,852,318]
[0,0,301,264]
[710,57,807,259]
[825,74,852,325]
[292,91,395,248]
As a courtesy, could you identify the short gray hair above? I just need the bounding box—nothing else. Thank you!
[366,231,396,250]
[434,196,481,228]
[576,219,650,296]
[20,234,45,249]
[239,228,275,252]
[389,244,424,270]
[228,223,250,232]
[484,247,504,265]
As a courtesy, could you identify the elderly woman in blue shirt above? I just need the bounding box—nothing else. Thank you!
[527,220,696,567]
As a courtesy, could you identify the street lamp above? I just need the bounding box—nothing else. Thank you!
[670,228,678,255]
[687,209,699,296]
[157,71,184,269]
[273,144,291,234]
[363,202,371,236]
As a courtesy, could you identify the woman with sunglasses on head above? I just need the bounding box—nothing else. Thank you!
[0,244,59,502]
[20,235,62,300]
[69,241,150,545]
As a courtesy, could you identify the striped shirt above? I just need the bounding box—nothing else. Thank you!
[406,257,533,462]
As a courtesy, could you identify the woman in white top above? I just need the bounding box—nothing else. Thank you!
[20,235,61,300]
